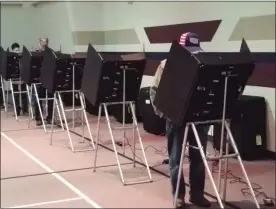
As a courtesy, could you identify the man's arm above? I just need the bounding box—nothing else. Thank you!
[149,59,167,117]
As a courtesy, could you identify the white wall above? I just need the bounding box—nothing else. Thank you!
[1,2,275,152]
[32,2,75,54]
[99,2,275,52]
[1,3,75,53]
[1,5,37,90]
[99,1,276,152]
[2,2,274,53]
[0,5,37,49]
[66,2,104,32]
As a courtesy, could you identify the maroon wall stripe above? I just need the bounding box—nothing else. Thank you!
[144,60,160,76]
[144,20,222,44]
[75,52,275,89]
[247,63,276,88]
[144,61,275,88]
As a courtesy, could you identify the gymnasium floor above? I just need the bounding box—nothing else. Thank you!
[1,108,275,208]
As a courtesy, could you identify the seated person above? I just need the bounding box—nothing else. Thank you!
[150,33,211,208]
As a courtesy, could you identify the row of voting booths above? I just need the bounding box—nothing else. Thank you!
[0,44,153,186]
[0,47,29,116]
[0,39,261,207]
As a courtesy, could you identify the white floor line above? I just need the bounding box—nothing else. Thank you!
[9,197,82,208]
[1,132,101,209]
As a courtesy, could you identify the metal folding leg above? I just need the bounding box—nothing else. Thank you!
[224,122,259,207]
[30,83,64,132]
[9,80,18,119]
[93,101,153,186]
[174,121,260,208]
[0,76,7,112]
[26,85,34,120]
[8,79,32,121]
[50,91,95,152]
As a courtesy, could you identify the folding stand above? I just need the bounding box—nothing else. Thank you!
[7,78,33,121]
[50,89,94,152]
[20,46,63,132]
[0,75,7,112]
[0,47,7,111]
[30,83,64,132]
[0,48,33,121]
[40,48,94,152]
[82,44,152,185]
[154,40,260,208]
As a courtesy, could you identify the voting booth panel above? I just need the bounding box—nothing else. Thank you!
[20,46,43,85]
[83,44,152,185]
[0,46,32,121]
[154,40,254,125]
[0,46,7,111]
[70,57,85,90]
[62,57,85,107]
[0,46,3,76]
[40,48,56,93]
[43,48,95,152]
[111,53,145,123]
[40,48,72,94]
[153,40,260,208]
[0,47,21,81]
[81,44,103,106]
[82,44,146,106]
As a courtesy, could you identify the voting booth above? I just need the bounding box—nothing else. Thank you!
[82,44,152,186]
[154,40,259,208]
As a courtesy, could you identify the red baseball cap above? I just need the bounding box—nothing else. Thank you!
[179,32,203,53]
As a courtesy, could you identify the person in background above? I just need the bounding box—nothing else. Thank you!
[0,79,4,109]
[11,43,20,53]
[32,37,54,126]
[37,37,49,52]
[150,33,211,208]
[11,43,28,116]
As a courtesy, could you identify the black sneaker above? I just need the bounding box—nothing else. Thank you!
[22,109,29,115]
[46,117,53,125]
[16,108,21,116]
[175,199,187,208]
[36,120,43,126]
[189,196,211,208]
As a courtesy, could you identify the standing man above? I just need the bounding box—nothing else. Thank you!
[150,33,211,208]
[11,43,28,115]
[0,77,4,109]
[32,37,54,126]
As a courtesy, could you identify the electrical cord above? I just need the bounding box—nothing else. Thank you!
[77,112,170,163]
[96,132,189,166]
[76,115,274,204]
[75,113,170,160]
[211,154,275,203]
[121,133,275,203]
[122,135,192,165]
[211,161,275,201]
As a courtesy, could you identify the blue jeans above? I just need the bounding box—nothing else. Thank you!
[166,120,208,199]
